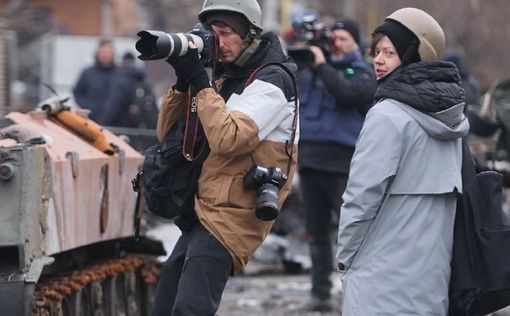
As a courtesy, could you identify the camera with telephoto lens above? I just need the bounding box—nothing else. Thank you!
[287,15,332,68]
[135,22,215,67]
[244,165,288,221]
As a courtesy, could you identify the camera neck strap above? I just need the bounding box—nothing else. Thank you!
[243,62,299,177]
[182,90,207,161]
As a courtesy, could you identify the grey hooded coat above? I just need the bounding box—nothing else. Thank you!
[337,61,470,315]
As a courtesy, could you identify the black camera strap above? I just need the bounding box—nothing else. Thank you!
[182,90,207,161]
[132,172,143,241]
[244,62,299,178]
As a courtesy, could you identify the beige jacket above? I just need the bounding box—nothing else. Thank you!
[157,83,298,274]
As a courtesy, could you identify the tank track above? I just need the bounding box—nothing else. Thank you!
[31,254,162,316]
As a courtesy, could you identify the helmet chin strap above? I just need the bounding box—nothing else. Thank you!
[233,27,261,67]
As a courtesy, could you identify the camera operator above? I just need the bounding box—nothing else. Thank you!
[150,1,298,315]
[296,17,376,311]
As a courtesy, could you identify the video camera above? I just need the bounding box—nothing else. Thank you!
[135,22,215,67]
[286,15,332,69]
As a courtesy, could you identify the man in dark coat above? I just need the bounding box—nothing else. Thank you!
[73,39,135,127]
[297,17,376,311]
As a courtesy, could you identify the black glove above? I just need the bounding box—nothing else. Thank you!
[172,76,189,92]
[167,47,211,92]
[166,57,189,92]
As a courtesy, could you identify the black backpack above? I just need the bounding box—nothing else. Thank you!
[132,93,208,237]
[449,140,510,315]
[142,119,208,218]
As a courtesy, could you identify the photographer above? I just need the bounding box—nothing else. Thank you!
[296,18,376,311]
[150,1,298,315]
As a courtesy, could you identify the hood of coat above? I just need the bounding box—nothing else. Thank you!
[394,100,469,140]
[375,61,469,140]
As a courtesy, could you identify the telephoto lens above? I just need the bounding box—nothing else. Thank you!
[135,30,204,61]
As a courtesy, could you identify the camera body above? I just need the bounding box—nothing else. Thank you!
[135,22,215,67]
[287,16,333,68]
[292,17,332,51]
[244,165,288,221]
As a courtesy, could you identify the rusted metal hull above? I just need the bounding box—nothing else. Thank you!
[0,109,164,315]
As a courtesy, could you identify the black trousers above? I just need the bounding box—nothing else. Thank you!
[299,168,348,300]
[151,223,232,316]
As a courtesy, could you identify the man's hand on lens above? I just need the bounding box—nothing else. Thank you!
[167,42,211,92]
[170,73,189,92]
[166,52,189,92]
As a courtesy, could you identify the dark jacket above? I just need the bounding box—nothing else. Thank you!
[73,63,135,127]
[298,50,376,173]
[375,60,465,113]
[119,65,158,128]
[217,32,296,102]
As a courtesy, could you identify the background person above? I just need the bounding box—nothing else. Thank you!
[336,7,469,315]
[73,38,135,127]
[150,0,299,315]
[296,17,376,312]
[120,51,158,128]
[444,51,482,108]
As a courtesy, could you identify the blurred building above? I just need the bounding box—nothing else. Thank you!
[23,0,140,37]
[0,0,143,114]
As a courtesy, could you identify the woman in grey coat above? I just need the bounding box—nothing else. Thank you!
[336,8,470,315]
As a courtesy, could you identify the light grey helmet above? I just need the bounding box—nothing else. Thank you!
[386,7,445,61]
[198,0,263,32]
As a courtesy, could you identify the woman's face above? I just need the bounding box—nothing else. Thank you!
[373,35,402,80]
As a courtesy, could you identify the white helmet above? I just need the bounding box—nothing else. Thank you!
[385,7,445,61]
